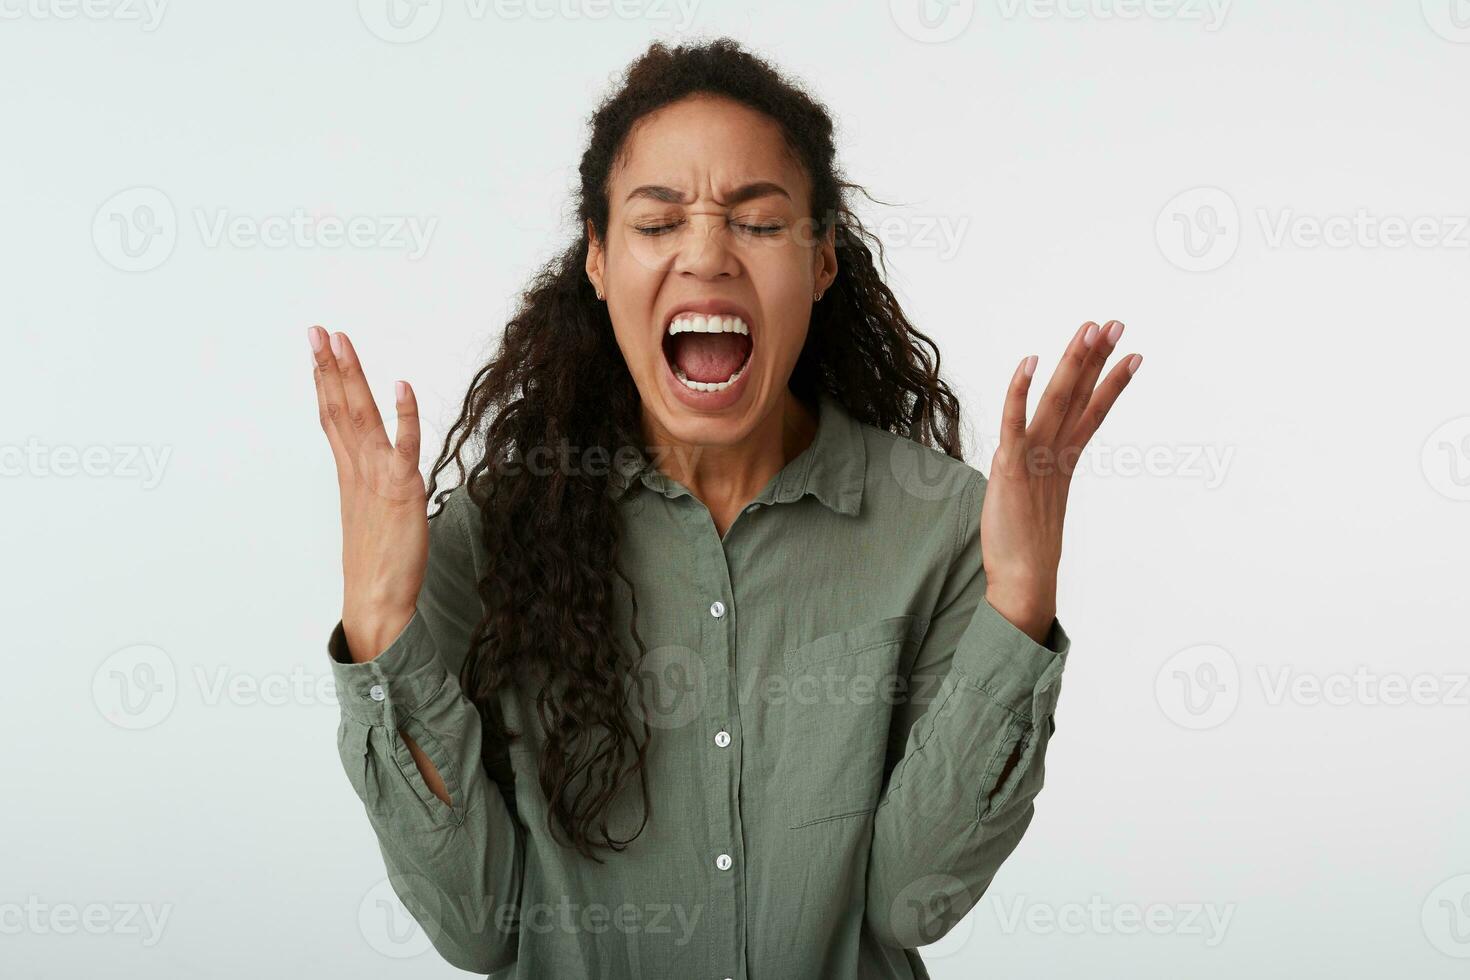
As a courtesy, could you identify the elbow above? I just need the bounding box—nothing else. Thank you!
[380,845,524,975]
[866,877,986,949]
[413,900,518,974]
[435,937,517,975]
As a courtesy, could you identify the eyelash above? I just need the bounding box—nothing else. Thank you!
[635,219,783,237]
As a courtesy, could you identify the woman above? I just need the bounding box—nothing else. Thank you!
[309,38,1138,980]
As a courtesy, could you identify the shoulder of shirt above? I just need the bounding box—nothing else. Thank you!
[856,421,985,487]
[854,421,987,548]
[428,482,485,557]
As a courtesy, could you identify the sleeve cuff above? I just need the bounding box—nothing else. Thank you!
[326,610,451,725]
[951,596,1069,723]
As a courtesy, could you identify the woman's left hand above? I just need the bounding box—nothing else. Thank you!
[979,319,1141,644]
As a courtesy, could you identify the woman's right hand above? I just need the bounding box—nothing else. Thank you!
[309,325,429,663]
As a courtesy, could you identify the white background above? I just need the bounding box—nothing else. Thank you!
[3,1,1468,977]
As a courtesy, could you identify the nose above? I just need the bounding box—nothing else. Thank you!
[672,217,740,281]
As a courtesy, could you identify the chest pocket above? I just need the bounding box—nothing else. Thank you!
[776,614,925,830]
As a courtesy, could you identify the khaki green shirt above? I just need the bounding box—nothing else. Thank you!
[327,390,1070,979]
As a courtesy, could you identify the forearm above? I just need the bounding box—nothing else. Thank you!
[330,613,524,972]
[865,596,1068,948]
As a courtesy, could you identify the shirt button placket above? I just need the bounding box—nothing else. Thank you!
[694,513,742,980]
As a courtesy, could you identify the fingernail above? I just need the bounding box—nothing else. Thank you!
[395,380,408,401]
[330,332,344,357]
[1082,322,1100,348]
[1126,354,1142,375]
[1024,355,1038,378]
[1106,321,1124,345]
[307,326,324,352]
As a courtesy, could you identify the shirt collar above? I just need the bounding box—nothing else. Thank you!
[607,390,866,517]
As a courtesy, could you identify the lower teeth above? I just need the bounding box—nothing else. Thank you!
[673,361,745,393]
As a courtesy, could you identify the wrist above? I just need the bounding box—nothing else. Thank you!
[984,584,1055,646]
[341,606,415,663]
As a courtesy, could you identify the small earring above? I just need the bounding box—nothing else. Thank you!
[595,287,604,300]
[813,290,822,301]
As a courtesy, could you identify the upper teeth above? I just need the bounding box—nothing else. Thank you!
[667,314,749,336]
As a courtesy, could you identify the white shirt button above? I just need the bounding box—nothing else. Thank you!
[714,730,731,748]
[709,600,726,619]
[715,853,732,871]
[368,684,385,702]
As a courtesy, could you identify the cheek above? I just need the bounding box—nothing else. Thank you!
[746,246,814,362]
[608,312,656,377]
[604,243,663,370]
[761,318,810,372]
[608,224,670,289]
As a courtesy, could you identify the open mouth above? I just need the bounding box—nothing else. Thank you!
[661,313,753,393]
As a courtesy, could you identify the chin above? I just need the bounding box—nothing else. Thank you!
[647,381,766,448]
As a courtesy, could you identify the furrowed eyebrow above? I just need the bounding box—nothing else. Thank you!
[624,181,791,206]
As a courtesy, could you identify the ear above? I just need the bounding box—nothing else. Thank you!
[585,218,604,295]
[813,221,838,297]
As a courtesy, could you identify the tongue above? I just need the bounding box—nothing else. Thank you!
[669,332,751,383]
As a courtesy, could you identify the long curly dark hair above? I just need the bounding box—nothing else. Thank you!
[424,37,963,860]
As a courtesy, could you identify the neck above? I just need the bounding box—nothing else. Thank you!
[643,390,819,533]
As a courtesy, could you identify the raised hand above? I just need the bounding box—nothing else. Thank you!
[980,320,1141,643]
[309,325,429,662]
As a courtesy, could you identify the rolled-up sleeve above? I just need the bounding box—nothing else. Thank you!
[866,469,1069,949]
[327,488,525,974]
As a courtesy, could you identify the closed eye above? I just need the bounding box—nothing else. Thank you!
[633,219,785,237]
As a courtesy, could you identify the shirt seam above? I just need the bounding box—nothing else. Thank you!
[954,470,979,570]
[954,672,1035,723]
